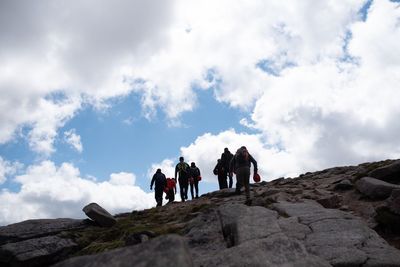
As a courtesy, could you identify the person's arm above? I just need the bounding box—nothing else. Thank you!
[229,156,235,174]
[249,154,258,173]
[162,174,167,188]
[174,164,178,180]
[150,174,155,190]
[197,167,201,177]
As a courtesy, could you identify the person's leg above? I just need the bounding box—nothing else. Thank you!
[243,169,250,200]
[235,167,249,196]
[184,178,189,199]
[218,176,223,189]
[235,171,243,194]
[178,178,185,202]
[155,188,163,206]
[229,174,233,188]
[168,189,174,203]
[194,180,199,198]
[219,175,227,189]
[190,181,194,199]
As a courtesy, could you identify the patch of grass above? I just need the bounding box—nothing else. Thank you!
[67,202,215,256]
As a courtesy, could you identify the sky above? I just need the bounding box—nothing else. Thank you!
[0,0,399,226]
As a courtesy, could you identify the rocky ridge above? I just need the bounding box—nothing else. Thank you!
[1,159,400,266]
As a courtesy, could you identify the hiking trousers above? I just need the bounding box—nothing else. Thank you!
[178,177,188,201]
[166,188,175,203]
[223,169,233,188]
[218,174,228,189]
[235,166,251,199]
[154,187,164,206]
[190,179,199,199]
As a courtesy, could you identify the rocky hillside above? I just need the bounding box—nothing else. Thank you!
[1,159,400,266]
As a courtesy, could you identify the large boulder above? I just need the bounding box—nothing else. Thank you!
[200,233,331,267]
[333,179,353,190]
[0,235,78,267]
[369,160,400,183]
[82,203,116,227]
[375,189,400,230]
[387,188,400,215]
[217,204,280,247]
[53,234,193,267]
[356,177,400,199]
[271,200,400,266]
[0,219,86,245]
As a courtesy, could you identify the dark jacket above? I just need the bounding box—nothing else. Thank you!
[151,171,167,189]
[221,151,233,170]
[230,152,258,173]
[213,161,224,176]
[189,166,201,178]
[175,162,189,179]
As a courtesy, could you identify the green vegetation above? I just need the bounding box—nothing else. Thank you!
[65,201,214,256]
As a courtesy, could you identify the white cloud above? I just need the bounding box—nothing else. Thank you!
[0,161,154,226]
[1,0,400,184]
[147,159,176,180]
[109,172,136,186]
[64,129,83,153]
[0,0,173,155]
[0,157,22,184]
[177,129,302,183]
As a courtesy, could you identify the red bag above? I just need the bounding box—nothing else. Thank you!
[253,173,261,183]
[197,176,202,181]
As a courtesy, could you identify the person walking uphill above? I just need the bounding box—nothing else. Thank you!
[175,156,190,202]
[230,146,258,205]
[189,162,201,199]
[214,159,227,189]
[150,169,167,207]
[221,147,234,188]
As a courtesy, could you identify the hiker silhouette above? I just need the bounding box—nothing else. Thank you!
[230,146,258,205]
[189,162,201,199]
[214,159,227,189]
[175,157,190,202]
[221,147,234,188]
[150,169,167,207]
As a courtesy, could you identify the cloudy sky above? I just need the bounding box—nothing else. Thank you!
[0,0,399,225]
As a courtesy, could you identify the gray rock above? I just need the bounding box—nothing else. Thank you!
[316,194,342,209]
[124,231,155,246]
[53,234,193,267]
[277,217,311,240]
[375,205,400,230]
[356,177,400,199]
[185,210,228,267]
[217,204,280,247]
[0,235,78,267]
[271,200,354,225]
[202,188,237,198]
[201,233,331,267]
[369,160,400,183]
[387,188,400,215]
[333,179,353,190]
[0,219,86,245]
[271,200,400,266]
[82,203,116,227]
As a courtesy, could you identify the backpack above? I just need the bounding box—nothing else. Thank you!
[178,162,189,173]
[236,147,249,164]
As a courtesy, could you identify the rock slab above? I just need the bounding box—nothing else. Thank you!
[271,200,400,266]
[369,160,400,183]
[0,219,86,245]
[82,203,116,227]
[53,234,193,267]
[356,177,400,199]
[0,235,78,267]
